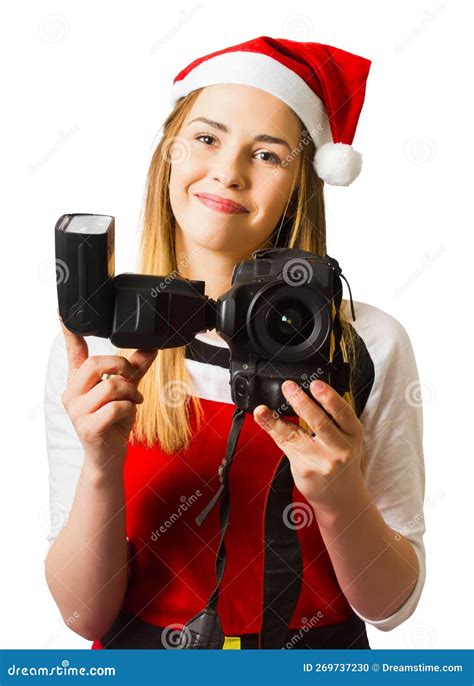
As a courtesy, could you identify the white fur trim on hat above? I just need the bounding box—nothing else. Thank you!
[313,142,363,187]
[171,51,333,151]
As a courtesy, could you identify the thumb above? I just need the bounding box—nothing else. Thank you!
[58,310,89,376]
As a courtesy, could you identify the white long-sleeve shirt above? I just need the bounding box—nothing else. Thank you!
[44,299,426,632]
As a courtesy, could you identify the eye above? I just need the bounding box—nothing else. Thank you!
[255,150,282,165]
[195,134,215,146]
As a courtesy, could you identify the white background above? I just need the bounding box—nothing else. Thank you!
[0,0,472,650]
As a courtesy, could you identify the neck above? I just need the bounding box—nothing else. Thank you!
[175,229,272,303]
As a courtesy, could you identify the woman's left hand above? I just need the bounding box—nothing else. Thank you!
[253,379,365,512]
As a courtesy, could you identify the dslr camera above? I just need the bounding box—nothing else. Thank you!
[56,213,354,415]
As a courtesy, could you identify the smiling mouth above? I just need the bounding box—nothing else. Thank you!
[194,193,249,215]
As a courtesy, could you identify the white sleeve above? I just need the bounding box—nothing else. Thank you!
[43,330,116,556]
[348,305,426,631]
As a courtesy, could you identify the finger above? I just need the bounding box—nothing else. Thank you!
[59,316,89,382]
[85,400,138,445]
[78,377,144,415]
[68,354,144,397]
[253,405,315,457]
[64,339,157,399]
[281,380,345,446]
[308,380,361,437]
[126,348,159,386]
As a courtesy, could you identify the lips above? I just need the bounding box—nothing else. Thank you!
[195,193,249,215]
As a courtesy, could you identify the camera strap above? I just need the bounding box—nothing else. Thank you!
[177,407,246,649]
[327,268,354,395]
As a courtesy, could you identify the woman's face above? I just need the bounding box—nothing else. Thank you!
[169,84,302,256]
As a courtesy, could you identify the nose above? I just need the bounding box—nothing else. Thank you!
[210,148,246,189]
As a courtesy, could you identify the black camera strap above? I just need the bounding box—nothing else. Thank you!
[177,407,246,649]
[330,276,350,394]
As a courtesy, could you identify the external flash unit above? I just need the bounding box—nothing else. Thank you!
[55,213,215,349]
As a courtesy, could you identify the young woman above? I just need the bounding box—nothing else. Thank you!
[44,37,426,650]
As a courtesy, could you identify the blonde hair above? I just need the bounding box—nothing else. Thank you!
[119,88,362,462]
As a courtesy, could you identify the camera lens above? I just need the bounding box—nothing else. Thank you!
[247,282,330,362]
[266,298,314,346]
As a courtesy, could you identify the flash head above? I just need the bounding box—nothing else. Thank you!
[55,213,216,348]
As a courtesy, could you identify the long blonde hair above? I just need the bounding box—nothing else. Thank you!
[120,88,361,457]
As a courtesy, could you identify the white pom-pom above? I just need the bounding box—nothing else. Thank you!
[313,142,363,186]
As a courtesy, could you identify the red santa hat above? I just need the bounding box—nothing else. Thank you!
[170,36,372,187]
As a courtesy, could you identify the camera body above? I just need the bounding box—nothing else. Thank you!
[56,213,351,415]
[216,248,349,413]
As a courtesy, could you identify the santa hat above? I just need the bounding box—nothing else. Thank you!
[170,36,371,187]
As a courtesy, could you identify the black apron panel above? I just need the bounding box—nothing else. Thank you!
[99,610,166,649]
[99,609,370,649]
[282,612,371,650]
[260,455,303,649]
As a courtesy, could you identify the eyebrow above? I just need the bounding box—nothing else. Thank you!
[187,117,292,152]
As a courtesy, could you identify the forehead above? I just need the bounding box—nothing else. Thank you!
[185,84,302,144]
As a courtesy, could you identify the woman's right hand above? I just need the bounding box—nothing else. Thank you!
[59,315,158,470]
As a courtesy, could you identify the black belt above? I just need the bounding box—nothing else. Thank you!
[99,608,370,650]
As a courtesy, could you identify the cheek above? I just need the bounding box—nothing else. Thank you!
[254,174,295,220]
[168,165,181,214]
[169,161,195,213]
[169,152,207,197]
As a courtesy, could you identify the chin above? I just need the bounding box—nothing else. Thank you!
[197,230,244,252]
